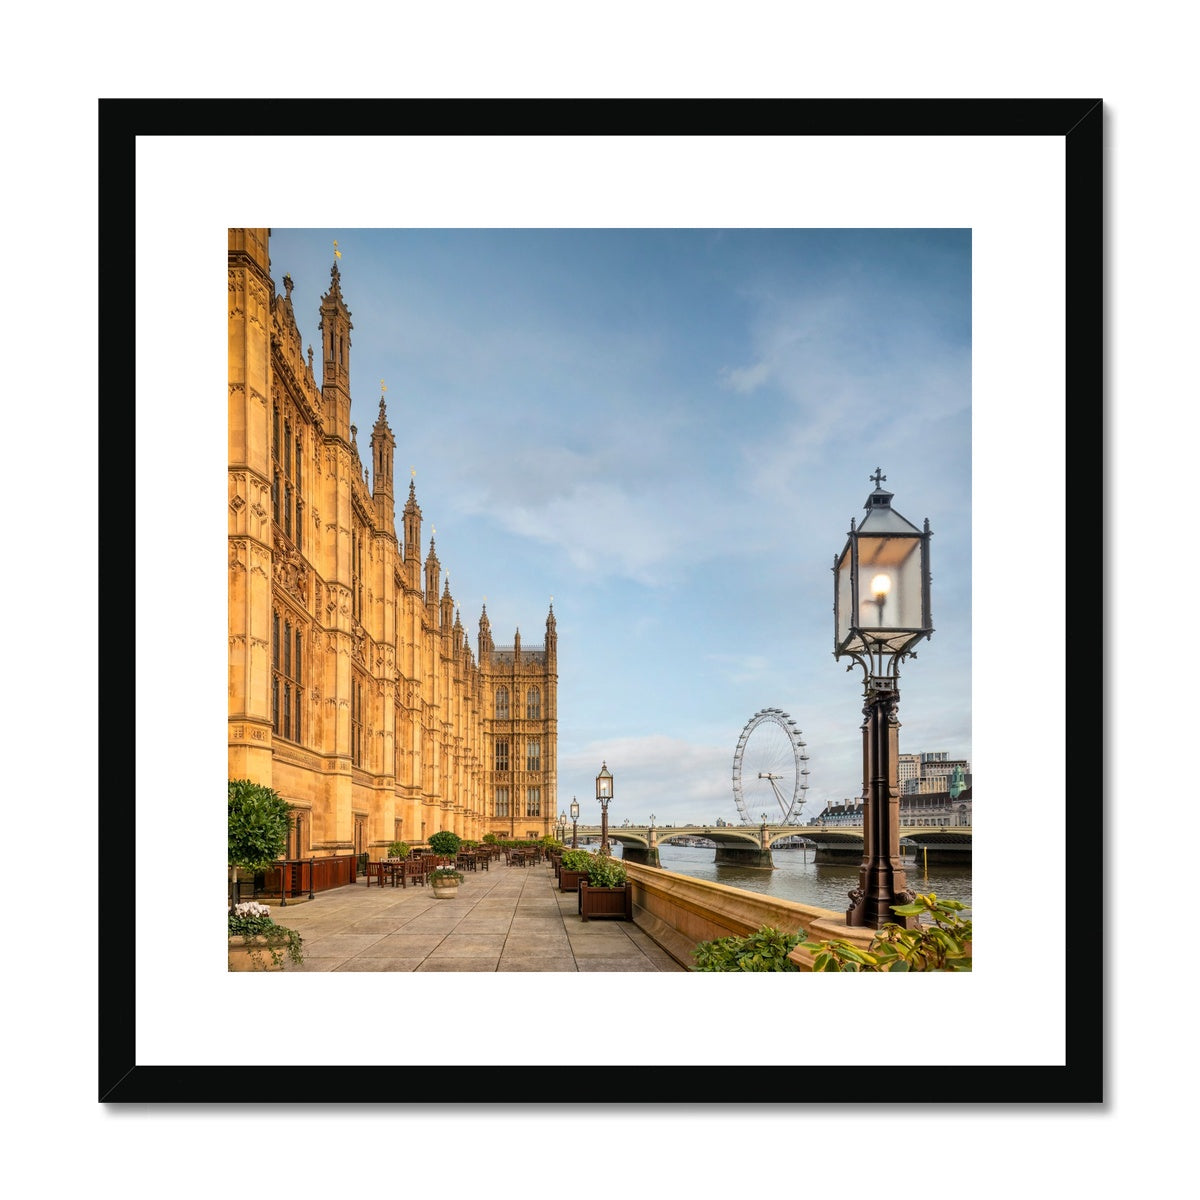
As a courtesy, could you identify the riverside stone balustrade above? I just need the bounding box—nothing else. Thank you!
[620,860,877,970]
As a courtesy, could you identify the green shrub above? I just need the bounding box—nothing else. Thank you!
[586,855,627,887]
[427,830,463,857]
[387,841,410,859]
[692,925,803,972]
[228,779,293,871]
[803,893,972,972]
[560,849,594,871]
[429,868,465,887]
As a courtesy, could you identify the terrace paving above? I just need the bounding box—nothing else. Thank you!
[252,855,686,972]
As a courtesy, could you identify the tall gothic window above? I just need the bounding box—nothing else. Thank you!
[274,406,303,551]
[526,687,541,719]
[526,740,540,772]
[495,739,509,772]
[351,530,364,620]
[495,686,509,719]
[495,787,510,817]
[351,675,365,767]
[525,787,541,817]
[272,611,304,743]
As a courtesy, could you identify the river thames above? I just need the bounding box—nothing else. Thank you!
[613,841,972,915]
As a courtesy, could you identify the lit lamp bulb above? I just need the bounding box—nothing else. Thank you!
[870,572,891,622]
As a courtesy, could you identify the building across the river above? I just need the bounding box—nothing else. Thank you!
[228,229,558,860]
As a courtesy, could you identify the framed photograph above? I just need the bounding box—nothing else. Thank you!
[102,98,1101,1103]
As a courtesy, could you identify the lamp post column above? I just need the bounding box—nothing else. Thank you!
[847,677,917,929]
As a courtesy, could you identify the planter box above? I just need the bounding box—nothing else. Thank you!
[228,935,292,971]
[559,867,590,893]
[578,880,633,921]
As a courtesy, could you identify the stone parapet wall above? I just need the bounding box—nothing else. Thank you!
[622,861,876,971]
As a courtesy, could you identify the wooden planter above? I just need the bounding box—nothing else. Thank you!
[578,880,633,921]
[559,867,590,893]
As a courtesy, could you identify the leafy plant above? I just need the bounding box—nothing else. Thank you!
[429,868,464,887]
[560,849,594,872]
[387,841,411,859]
[427,830,463,858]
[803,893,973,972]
[228,901,304,968]
[692,925,803,972]
[228,779,293,871]
[586,855,627,887]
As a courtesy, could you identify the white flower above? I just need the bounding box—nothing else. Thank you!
[234,901,272,918]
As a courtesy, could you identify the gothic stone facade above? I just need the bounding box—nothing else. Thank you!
[228,229,558,859]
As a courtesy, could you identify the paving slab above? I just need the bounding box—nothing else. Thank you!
[244,856,687,972]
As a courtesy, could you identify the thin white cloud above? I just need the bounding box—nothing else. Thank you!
[718,360,771,394]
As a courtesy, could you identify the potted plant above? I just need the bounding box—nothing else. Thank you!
[578,854,633,921]
[558,848,593,893]
[228,900,304,971]
[228,778,292,906]
[386,840,410,860]
[427,829,462,866]
[429,867,465,898]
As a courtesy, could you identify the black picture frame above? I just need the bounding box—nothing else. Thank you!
[101,98,1102,1105]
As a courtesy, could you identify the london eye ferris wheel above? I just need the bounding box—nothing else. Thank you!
[731,708,810,825]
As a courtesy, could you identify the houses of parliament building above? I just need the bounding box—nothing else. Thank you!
[228,229,558,860]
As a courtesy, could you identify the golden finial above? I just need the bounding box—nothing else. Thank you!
[381,379,386,393]
[333,239,342,259]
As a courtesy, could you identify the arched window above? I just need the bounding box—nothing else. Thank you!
[496,686,509,719]
[526,687,540,719]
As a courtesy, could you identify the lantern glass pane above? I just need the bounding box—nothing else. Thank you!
[835,545,855,648]
[856,535,923,631]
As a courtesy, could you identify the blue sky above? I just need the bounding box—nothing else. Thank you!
[266,227,971,829]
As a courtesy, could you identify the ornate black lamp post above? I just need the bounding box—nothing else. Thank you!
[833,469,933,929]
[570,796,579,849]
[596,762,613,855]
[558,810,567,843]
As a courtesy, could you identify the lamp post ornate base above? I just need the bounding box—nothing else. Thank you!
[845,678,919,930]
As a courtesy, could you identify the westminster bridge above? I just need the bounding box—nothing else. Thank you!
[569,823,972,868]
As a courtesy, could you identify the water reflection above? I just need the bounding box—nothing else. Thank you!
[636,843,971,915]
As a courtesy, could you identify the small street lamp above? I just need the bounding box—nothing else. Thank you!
[596,762,613,855]
[558,810,567,843]
[833,469,933,929]
[569,796,579,849]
